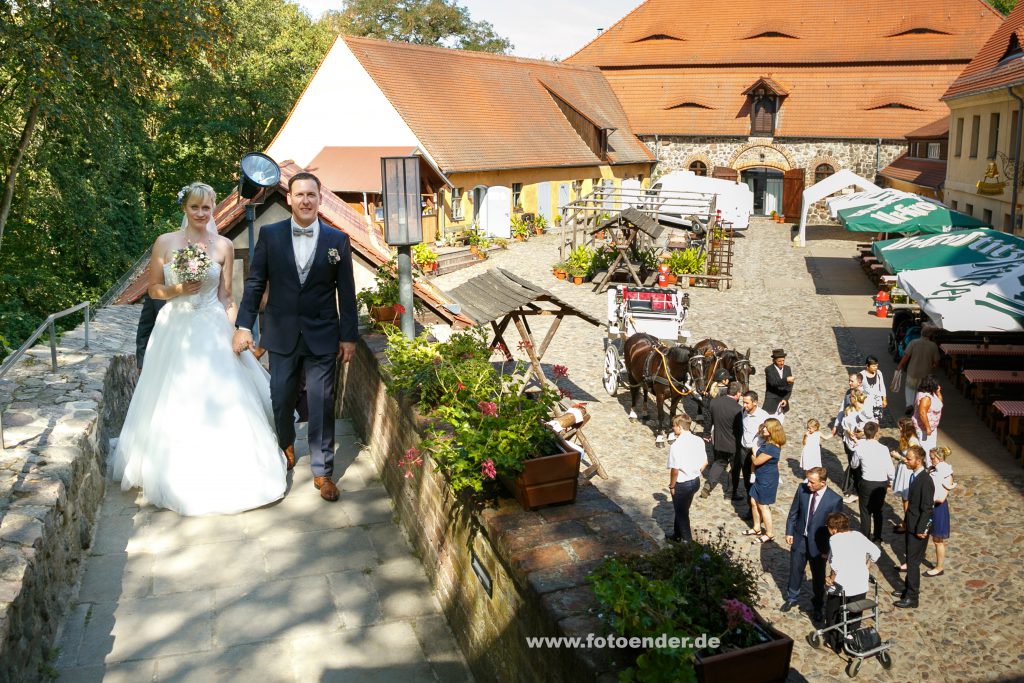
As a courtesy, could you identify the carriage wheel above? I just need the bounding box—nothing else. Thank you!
[603,344,621,396]
[877,651,893,670]
[845,658,861,678]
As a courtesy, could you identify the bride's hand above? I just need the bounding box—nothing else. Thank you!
[178,281,202,296]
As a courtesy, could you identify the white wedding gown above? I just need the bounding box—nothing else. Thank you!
[110,262,287,515]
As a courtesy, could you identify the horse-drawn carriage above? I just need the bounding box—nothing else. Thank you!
[602,285,752,445]
[603,285,690,397]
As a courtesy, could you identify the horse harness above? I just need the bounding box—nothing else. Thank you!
[636,341,694,396]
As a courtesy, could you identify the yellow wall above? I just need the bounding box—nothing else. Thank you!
[440,162,653,234]
[945,90,1020,234]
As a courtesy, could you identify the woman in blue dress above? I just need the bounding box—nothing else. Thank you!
[745,417,786,544]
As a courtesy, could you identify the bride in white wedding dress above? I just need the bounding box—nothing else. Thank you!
[111,182,286,515]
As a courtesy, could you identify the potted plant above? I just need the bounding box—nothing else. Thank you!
[532,213,548,236]
[494,237,510,250]
[667,247,706,285]
[511,215,531,242]
[381,327,580,506]
[552,262,568,280]
[476,237,491,259]
[412,243,439,274]
[566,244,595,285]
[589,529,793,683]
[356,259,402,328]
[710,225,727,250]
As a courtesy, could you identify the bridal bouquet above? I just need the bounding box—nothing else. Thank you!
[170,242,212,283]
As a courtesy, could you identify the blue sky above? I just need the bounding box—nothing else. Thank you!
[294,0,642,59]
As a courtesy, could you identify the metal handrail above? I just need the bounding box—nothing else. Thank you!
[0,301,91,449]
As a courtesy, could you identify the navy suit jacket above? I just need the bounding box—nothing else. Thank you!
[237,218,358,356]
[785,484,843,557]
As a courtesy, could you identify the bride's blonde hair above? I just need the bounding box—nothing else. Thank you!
[178,182,216,208]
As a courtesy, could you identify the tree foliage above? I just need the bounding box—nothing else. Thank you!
[0,0,327,356]
[322,0,513,53]
[989,0,1017,14]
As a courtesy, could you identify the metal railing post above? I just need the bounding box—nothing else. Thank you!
[48,319,58,371]
[84,303,90,350]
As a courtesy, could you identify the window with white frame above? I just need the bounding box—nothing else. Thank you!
[451,187,464,220]
[927,143,940,160]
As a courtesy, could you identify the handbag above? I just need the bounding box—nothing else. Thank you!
[889,369,904,392]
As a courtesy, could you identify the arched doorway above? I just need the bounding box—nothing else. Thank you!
[740,167,783,216]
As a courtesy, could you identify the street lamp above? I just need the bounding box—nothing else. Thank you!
[238,152,281,343]
[380,156,422,339]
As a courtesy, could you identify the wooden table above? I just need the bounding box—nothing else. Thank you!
[994,401,1024,461]
[942,344,1024,373]
[962,369,1024,401]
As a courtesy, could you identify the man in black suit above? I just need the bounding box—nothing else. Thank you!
[894,445,934,608]
[234,172,359,502]
[763,348,794,413]
[135,294,165,370]
[783,466,844,622]
[701,379,742,499]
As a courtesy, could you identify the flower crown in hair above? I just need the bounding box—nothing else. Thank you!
[176,185,191,206]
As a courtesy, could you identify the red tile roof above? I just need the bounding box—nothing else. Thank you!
[341,36,654,173]
[944,2,1024,99]
[600,65,967,138]
[905,117,949,139]
[879,154,947,189]
[568,0,1002,67]
[115,162,472,327]
[567,0,1002,139]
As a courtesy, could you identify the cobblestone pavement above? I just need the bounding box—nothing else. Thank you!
[432,220,1024,682]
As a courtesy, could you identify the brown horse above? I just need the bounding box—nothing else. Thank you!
[688,338,754,411]
[623,333,694,446]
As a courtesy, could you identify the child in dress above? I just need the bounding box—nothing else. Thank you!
[800,418,829,474]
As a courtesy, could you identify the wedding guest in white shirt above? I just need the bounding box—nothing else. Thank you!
[851,421,895,542]
[825,512,880,638]
[666,414,708,542]
[736,391,769,504]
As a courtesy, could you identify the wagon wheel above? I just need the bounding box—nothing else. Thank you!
[603,344,621,396]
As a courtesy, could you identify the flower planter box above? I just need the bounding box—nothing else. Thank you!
[369,304,399,329]
[503,449,581,511]
[695,617,793,683]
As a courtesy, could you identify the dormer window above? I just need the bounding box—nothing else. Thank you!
[1000,33,1024,65]
[743,78,787,137]
[745,31,798,39]
[632,33,685,42]
[889,27,949,37]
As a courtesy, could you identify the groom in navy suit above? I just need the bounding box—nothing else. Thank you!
[234,172,359,502]
[783,466,843,622]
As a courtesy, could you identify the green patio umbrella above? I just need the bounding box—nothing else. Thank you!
[872,229,1024,273]
[838,194,989,233]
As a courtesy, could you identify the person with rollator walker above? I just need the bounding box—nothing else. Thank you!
[806,512,894,678]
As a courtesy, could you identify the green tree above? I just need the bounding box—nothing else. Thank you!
[989,0,1017,14]
[322,0,513,53]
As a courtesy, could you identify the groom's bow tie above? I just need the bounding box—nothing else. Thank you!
[292,226,314,237]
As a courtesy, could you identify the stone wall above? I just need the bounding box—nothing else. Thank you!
[340,335,658,683]
[647,136,906,223]
[0,306,139,683]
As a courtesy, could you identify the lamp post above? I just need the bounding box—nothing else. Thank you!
[238,152,281,343]
[381,156,422,339]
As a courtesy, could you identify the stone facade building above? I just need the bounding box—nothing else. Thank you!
[566,0,1003,227]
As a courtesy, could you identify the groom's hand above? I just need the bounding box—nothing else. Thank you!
[338,341,356,363]
[232,329,255,355]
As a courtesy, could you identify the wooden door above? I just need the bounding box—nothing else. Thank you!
[782,169,805,222]
[713,167,738,181]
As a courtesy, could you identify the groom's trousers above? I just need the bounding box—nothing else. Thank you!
[268,334,336,477]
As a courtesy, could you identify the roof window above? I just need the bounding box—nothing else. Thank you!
[890,27,950,37]
[867,102,922,111]
[666,101,714,110]
[999,33,1024,65]
[632,33,685,42]
[744,31,798,39]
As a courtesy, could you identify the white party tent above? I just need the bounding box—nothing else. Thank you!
[797,169,879,246]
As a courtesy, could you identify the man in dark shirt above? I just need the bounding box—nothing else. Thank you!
[701,380,743,498]
[763,348,794,413]
[135,294,165,370]
[894,445,934,609]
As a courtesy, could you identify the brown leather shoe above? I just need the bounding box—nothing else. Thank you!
[313,476,339,502]
[283,445,295,471]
